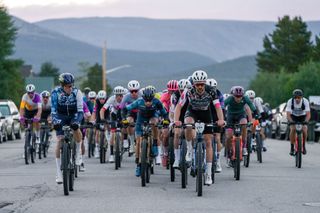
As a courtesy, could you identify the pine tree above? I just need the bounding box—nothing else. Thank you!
[39,62,60,85]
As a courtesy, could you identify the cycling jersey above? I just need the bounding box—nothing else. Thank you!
[51,87,84,136]
[51,87,83,116]
[252,97,264,114]
[103,95,121,114]
[224,95,256,114]
[286,97,310,117]
[20,93,42,111]
[170,90,188,122]
[41,98,51,120]
[120,92,142,119]
[160,92,172,112]
[126,98,168,119]
[179,85,220,111]
[93,99,108,123]
[83,96,94,114]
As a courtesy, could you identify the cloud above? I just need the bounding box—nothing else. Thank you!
[3,0,118,8]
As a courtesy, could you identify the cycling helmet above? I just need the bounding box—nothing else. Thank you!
[88,91,96,99]
[178,79,191,90]
[97,90,107,99]
[145,85,156,94]
[84,87,91,95]
[292,89,303,97]
[256,97,263,104]
[128,80,140,91]
[167,80,179,91]
[26,84,36,93]
[187,75,194,85]
[232,86,244,97]
[206,78,217,88]
[59,73,74,85]
[192,70,207,84]
[41,90,50,97]
[223,93,230,100]
[123,88,129,94]
[245,90,256,99]
[142,87,155,102]
[113,86,126,95]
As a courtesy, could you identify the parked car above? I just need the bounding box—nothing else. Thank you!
[0,112,8,142]
[272,102,289,140]
[0,100,21,140]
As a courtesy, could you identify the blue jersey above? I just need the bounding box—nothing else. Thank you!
[51,87,83,119]
[126,98,168,119]
[83,96,94,114]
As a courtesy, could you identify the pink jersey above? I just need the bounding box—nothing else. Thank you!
[160,92,171,112]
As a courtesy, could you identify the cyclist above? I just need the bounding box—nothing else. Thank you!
[224,86,256,167]
[19,84,42,144]
[172,79,191,168]
[125,87,169,177]
[159,80,179,166]
[207,78,225,173]
[51,73,84,184]
[245,90,267,151]
[83,87,94,114]
[286,89,310,156]
[40,91,52,123]
[100,86,126,162]
[120,80,142,156]
[90,90,108,159]
[174,70,224,185]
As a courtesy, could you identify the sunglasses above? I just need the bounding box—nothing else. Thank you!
[116,94,123,97]
[130,90,138,93]
[27,92,34,95]
[90,97,96,100]
[42,96,49,99]
[195,83,205,87]
[64,85,72,88]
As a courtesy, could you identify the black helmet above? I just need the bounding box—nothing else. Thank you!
[84,87,91,95]
[59,73,74,85]
[142,87,155,102]
[292,89,303,97]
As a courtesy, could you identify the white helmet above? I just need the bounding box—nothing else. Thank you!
[192,70,207,83]
[206,78,217,88]
[256,97,263,104]
[26,84,35,93]
[223,93,230,100]
[128,80,140,91]
[178,79,191,90]
[123,88,129,94]
[113,86,126,95]
[41,90,50,97]
[245,90,256,99]
[97,90,107,99]
[88,91,96,99]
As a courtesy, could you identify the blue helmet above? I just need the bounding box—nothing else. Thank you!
[59,73,74,85]
[142,87,155,102]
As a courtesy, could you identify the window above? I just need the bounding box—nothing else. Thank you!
[0,105,10,116]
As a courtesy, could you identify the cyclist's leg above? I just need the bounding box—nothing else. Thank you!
[239,116,248,155]
[184,110,195,162]
[173,127,181,167]
[127,113,136,152]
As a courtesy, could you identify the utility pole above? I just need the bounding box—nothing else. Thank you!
[102,41,107,91]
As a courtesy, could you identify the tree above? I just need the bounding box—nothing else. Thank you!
[39,61,60,85]
[80,63,112,94]
[0,5,24,105]
[257,16,313,73]
[312,35,320,61]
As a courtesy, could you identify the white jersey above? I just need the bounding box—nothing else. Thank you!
[253,98,264,114]
[285,97,310,116]
[41,98,51,111]
[103,95,121,113]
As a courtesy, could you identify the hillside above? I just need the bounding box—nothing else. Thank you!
[36,17,320,62]
[11,17,215,77]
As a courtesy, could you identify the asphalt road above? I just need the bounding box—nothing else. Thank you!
[1,135,320,213]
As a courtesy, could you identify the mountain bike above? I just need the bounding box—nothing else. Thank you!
[229,123,245,181]
[174,124,188,189]
[167,123,175,182]
[24,118,37,164]
[60,125,77,196]
[39,119,51,159]
[114,120,129,170]
[244,123,252,167]
[86,125,95,158]
[188,121,213,197]
[252,119,264,163]
[290,121,308,168]
[97,122,107,164]
[140,122,155,187]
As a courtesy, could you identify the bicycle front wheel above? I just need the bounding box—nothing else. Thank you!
[235,139,240,181]
[196,142,203,196]
[61,142,70,196]
[141,139,148,187]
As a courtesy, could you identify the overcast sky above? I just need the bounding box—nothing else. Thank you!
[2,0,319,22]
